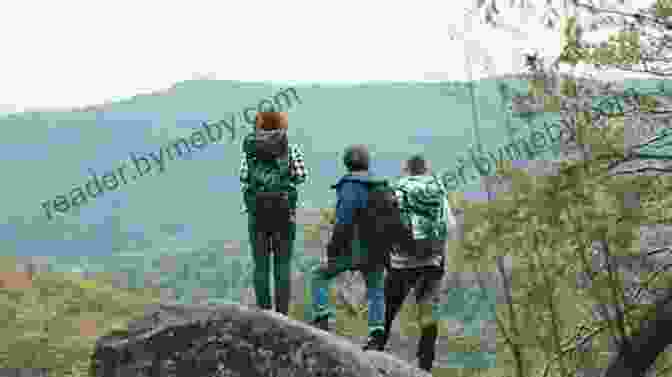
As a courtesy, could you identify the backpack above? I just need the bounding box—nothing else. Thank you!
[353,180,413,268]
[245,130,294,232]
[391,174,450,262]
[255,128,289,161]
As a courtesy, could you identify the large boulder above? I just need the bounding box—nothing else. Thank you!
[89,302,431,377]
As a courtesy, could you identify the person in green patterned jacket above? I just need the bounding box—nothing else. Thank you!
[382,154,458,372]
[239,112,308,315]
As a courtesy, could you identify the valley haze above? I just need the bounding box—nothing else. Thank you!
[39,86,302,221]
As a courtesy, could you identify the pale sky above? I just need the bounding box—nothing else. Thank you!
[0,0,659,112]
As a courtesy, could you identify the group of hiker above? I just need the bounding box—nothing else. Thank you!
[239,111,458,373]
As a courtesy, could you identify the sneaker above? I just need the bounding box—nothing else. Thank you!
[362,329,386,351]
[311,315,330,332]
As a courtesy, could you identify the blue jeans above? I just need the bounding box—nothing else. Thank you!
[310,258,385,335]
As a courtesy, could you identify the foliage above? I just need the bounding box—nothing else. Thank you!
[656,0,672,17]
[475,0,672,77]
[2,249,401,376]
[558,15,640,67]
[447,108,672,376]
[441,3,672,365]
[0,256,163,377]
[320,207,337,225]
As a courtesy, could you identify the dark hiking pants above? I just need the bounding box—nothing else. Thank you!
[383,265,444,371]
[247,214,296,315]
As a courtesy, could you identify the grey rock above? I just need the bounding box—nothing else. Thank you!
[335,271,367,310]
[90,302,431,377]
[365,351,432,377]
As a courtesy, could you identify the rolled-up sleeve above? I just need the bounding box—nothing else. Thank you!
[445,197,457,227]
[289,144,308,185]
[239,147,249,193]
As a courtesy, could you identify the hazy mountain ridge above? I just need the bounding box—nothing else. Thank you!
[0,74,659,262]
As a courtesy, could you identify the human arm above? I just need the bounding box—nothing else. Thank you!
[240,155,249,191]
[445,199,460,247]
[239,143,250,213]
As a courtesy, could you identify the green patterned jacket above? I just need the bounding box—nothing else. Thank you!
[239,132,308,216]
[390,174,454,268]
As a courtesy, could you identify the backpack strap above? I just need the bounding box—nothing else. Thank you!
[245,150,257,189]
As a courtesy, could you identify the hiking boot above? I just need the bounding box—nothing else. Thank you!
[418,358,434,373]
[312,315,330,332]
[274,281,290,316]
[362,329,386,351]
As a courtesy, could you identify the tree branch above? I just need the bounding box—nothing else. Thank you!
[600,240,631,349]
[573,1,669,27]
[497,254,526,377]
[604,288,672,377]
[610,167,672,175]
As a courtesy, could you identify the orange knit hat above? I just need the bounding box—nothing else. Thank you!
[256,112,288,130]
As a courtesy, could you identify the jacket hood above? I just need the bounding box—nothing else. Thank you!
[331,172,385,189]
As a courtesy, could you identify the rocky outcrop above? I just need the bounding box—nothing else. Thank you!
[89,302,431,377]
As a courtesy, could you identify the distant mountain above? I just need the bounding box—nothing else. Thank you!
[1,74,658,261]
